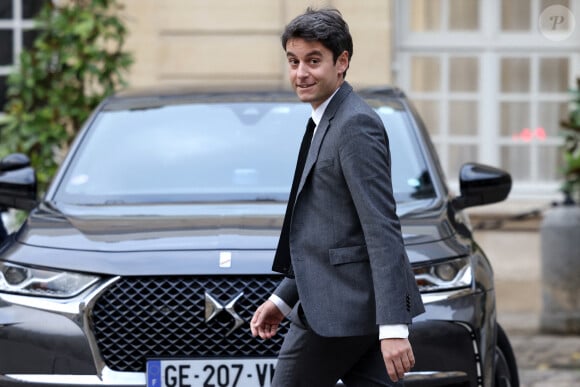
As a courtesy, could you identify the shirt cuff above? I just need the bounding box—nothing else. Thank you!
[379,324,409,340]
[268,294,292,316]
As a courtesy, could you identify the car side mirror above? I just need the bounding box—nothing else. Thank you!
[451,163,512,211]
[0,153,37,211]
[0,153,31,172]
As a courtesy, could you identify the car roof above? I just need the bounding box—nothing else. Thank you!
[101,85,407,112]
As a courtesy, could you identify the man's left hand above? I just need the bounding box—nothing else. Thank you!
[380,338,415,382]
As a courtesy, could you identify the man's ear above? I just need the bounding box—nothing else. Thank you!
[337,50,349,76]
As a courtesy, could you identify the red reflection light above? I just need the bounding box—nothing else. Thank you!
[512,127,547,142]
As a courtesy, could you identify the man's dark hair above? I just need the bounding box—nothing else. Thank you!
[281,7,353,77]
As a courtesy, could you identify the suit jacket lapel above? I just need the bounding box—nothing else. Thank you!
[297,82,353,195]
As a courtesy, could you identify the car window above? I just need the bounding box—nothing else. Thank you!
[376,103,436,202]
[54,100,435,205]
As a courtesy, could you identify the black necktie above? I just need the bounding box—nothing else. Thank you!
[272,118,316,277]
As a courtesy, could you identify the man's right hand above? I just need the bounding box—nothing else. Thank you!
[250,300,284,340]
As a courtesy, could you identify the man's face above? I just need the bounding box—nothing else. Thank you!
[285,38,349,109]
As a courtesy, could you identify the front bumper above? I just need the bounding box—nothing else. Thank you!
[0,370,142,387]
[408,320,480,387]
[1,370,471,387]
[1,282,489,387]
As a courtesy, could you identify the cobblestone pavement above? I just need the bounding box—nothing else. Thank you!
[475,229,580,386]
[500,313,580,387]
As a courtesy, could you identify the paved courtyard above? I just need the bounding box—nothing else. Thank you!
[475,228,580,386]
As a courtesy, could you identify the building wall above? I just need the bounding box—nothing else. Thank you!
[395,0,579,203]
[2,1,576,206]
[120,0,393,91]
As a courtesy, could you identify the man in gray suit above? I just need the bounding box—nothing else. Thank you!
[251,8,425,386]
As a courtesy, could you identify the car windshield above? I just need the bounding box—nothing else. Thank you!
[54,99,435,205]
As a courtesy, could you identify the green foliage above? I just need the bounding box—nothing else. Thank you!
[560,77,580,205]
[0,0,133,193]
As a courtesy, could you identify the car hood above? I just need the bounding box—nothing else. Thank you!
[7,202,469,275]
[20,202,289,251]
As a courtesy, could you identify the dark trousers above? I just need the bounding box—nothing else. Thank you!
[272,308,404,387]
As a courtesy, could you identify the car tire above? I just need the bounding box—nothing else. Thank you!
[494,323,520,387]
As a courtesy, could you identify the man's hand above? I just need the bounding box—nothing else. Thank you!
[380,338,415,382]
[250,300,285,340]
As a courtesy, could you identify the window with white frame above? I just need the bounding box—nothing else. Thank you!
[395,0,580,198]
[0,0,44,110]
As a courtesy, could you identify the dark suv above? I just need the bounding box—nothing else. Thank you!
[0,87,518,387]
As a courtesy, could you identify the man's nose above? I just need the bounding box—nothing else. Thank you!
[296,62,309,77]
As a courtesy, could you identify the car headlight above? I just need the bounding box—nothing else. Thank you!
[0,262,99,298]
[413,257,472,292]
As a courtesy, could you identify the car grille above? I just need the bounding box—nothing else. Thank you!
[91,276,288,372]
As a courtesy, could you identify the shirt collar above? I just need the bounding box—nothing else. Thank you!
[311,86,341,126]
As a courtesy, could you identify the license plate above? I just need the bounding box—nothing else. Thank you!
[146,358,277,387]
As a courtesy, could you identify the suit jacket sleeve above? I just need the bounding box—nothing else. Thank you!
[273,277,299,309]
[337,111,415,324]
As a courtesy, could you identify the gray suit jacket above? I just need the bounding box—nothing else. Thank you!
[273,82,424,337]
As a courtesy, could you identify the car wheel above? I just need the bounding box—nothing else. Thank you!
[494,323,519,387]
